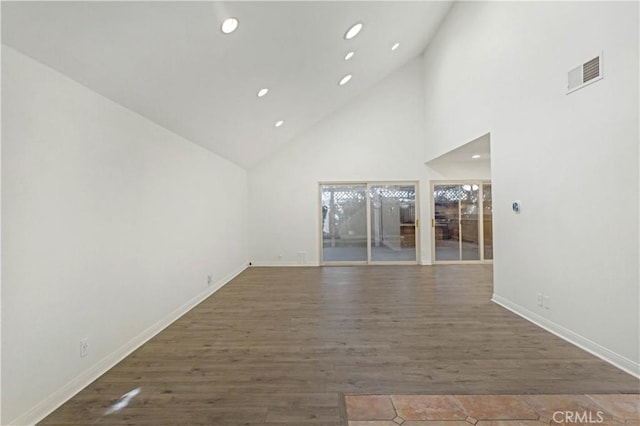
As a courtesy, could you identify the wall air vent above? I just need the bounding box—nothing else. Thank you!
[567,53,603,94]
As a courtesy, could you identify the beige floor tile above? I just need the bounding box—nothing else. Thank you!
[391,395,468,421]
[402,422,472,426]
[521,394,615,424]
[586,394,640,421]
[349,421,399,426]
[454,395,539,420]
[346,395,397,421]
[347,394,639,426]
[475,422,549,426]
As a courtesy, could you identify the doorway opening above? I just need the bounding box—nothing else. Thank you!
[320,182,419,265]
[425,132,492,264]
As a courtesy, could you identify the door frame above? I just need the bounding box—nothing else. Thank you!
[319,181,420,266]
[430,180,493,265]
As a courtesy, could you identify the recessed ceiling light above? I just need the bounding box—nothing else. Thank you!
[472,154,481,159]
[391,42,400,51]
[344,22,363,40]
[257,88,269,97]
[221,17,239,34]
[344,51,355,61]
[275,120,284,128]
[339,74,352,86]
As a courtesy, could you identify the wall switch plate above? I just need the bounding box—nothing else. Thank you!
[80,338,89,358]
[537,293,543,307]
[543,295,550,310]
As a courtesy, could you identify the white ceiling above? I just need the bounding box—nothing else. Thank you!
[2,1,453,168]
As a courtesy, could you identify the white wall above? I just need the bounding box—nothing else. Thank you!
[1,46,248,424]
[427,160,492,181]
[249,58,432,265]
[422,1,639,374]
[0,28,4,426]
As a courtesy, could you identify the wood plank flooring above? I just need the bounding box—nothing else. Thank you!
[40,265,639,425]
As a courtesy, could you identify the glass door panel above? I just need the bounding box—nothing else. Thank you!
[460,184,480,261]
[370,185,417,262]
[321,184,368,262]
[433,181,491,263]
[483,183,493,260]
[434,185,462,261]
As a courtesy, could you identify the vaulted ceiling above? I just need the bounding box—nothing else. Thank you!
[2,1,453,168]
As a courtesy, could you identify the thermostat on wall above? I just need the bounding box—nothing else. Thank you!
[512,201,522,213]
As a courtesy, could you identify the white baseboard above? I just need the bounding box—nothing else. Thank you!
[250,261,320,267]
[9,263,248,426]
[251,262,429,267]
[492,294,640,379]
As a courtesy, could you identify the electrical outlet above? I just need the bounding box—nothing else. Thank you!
[80,338,89,358]
[543,295,551,310]
[537,293,543,307]
[207,274,212,286]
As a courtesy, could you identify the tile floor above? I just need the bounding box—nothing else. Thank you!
[345,394,640,425]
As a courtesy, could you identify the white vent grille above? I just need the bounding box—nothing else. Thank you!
[567,53,603,94]
[583,56,600,82]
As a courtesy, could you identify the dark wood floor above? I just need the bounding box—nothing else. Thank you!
[41,265,639,425]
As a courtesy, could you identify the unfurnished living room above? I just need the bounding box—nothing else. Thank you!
[1,1,639,425]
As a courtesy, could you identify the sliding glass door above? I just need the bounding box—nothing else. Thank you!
[321,184,368,262]
[483,183,493,260]
[369,185,417,262]
[432,181,492,263]
[320,182,419,264]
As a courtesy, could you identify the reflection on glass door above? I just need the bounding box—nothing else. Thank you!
[433,182,491,263]
[321,184,368,262]
[320,182,419,264]
[483,183,493,260]
[370,185,417,262]
[460,184,480,260]
[433,185,460,261]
